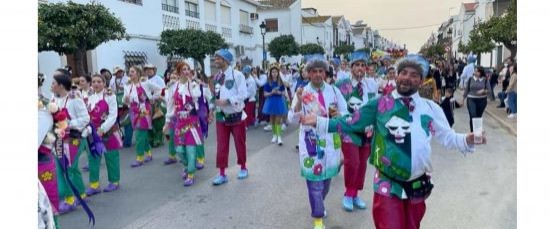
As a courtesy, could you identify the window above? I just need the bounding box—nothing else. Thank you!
[240,10,248,26]
[205,1,216,21]
[185,1,199,18]
[221,6,231,25]
[123,51,148,72]
[162,0,178,13]
[119,0,142,5]
[239,10,252,34]
[265,19,278,32]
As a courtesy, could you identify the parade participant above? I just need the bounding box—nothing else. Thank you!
[337,59,351,80]
[461,66,491,132]
[287,54,347,229]
[262,65,288,145]
[334,51,374,212]
[252,67,270,127]
[280,65,292,131]
[110,66,132,147]
[376,56,392,76]
[365,63,381,99]
[243,66,257,129]
[505,62,517,118]
[418,70,439,102]
[123,66,162,167]
[292,65,310,97]
[459,54,476,89]
[302,54,486,229]
[190,67,212,170]
[144,64,166,148]
[79,74,93,172]
[210,49,249,185]
[378,67,397,94]
[84,74,123,196]
[164,62,204,186]
[49,74,90,214]
[100,68,112,88]
[163,71,179,165]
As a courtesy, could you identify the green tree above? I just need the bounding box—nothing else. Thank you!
[477,0,517,59]
[267,35,300,63]
[356,47,371,55]
[462,23,496,64]
[424,44,445,59]
[334,44,355,56]
[38,1,127,76]
[299,43,325,55]
[158,29,225,81]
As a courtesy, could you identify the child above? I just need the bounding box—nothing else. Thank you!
[163,71,179,165]
[262,66,288,145]
[440,88,461,127]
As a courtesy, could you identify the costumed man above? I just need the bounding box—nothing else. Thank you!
[288,54,348,229]
[84,74,123,196]
[378,67,398,95]
[376,56,392,77]
[334,51,374,212]
[49,74,91,214]
[209,49,249,185]
[459,54,476,90]
[243,65,258,129]
[144,64,167,148]
[337,59,351,81]
[109,66,132,148]
[302,54,487,229]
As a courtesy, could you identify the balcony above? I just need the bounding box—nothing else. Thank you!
[239,24,253,34]
[162,4,179,13]
[185,10,200,19]
[222,27,232,39]
[186,20,200,30]
[205,23,217,33]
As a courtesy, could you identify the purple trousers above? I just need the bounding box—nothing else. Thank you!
[306,179,332,218]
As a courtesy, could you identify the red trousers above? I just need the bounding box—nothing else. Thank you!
[372,193,426,229]
[342,142,371,196]
[244,101,256,127]
[215,121,247,168]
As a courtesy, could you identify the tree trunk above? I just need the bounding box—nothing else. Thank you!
[477,52,481,65]
[74,48,87,77]
[506,45,517,61]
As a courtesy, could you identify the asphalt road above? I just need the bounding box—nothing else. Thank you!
[59,105,516,229]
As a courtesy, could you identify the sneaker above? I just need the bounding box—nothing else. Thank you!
[212,175,228,186]
[271,135,277,143]
[184,178,195,186]
[238,169,248,179]
[163,157,178,165]
[353,197,367,210]
[85,187,101,196]
[196,161,204,170]
[508,113,516,118]
[264,125,272,131]
[58,202,77,215]
[181,169,188,180]
[323,210,328,219]
[131,161,143,167]
[103,183,119,192]
[342,196,354,212]
[496,104,505,108]
[277,136,283,146]
[144,155,153,162]
[282,124,287,131]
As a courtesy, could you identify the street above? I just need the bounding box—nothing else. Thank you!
[59,105,516,229]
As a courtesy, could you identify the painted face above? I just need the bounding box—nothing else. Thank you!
[351,61,367,78]
[91,77,105,92]
[396,67,422,96]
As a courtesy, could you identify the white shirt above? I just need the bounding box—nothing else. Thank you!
[215,67,248,115]
[245,76,257,102]
[364,77,380,98]
[336,70,351,81]
[351,77,373,106]
[254,73,268,87]
[164,80,202,124]
[281,73,293,88]
[51,93,90,132]
[109,76,130,92]
[147,75,166,89]
[123,80,162,105]
[87,90,118,133]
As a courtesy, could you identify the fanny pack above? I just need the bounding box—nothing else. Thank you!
[380,171,434,199]
[223,111,242,126]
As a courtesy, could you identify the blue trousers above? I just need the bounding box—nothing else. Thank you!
[507,91,517,114]
[123,125,134,147]
[306,179,331,218]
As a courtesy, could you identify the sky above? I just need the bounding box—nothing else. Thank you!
[302,0,469,52]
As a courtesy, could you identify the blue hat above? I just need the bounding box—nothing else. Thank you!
[467,53,477,63]
[215,49,233,64]
[242,65,252,74]
[350,51,370,66]
[305,53,329,72]
[396,54,430,77]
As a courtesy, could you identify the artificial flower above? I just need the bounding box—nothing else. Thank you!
[48,103,59,114]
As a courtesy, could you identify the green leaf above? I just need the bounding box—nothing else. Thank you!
[299,43,325,55]
[267,35,300,62]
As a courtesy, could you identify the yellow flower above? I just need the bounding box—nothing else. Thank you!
[40,171,53,181]
[72,139,79,146]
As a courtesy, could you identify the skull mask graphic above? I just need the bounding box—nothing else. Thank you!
[385,116,411,144]
[348,96,362,112]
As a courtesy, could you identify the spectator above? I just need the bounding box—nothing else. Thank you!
[506,62,517,118]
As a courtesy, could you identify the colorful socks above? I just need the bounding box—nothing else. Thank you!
[90,181,100,189]
[146,150,152,157]
[188,173,194,179]
[65,196,75,205]
[314,218,323,227]
[136,155,144,162]
[197,157,205,164]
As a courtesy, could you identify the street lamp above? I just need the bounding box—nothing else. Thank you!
[316,36,320,45]
[447,28,453,64]
[259,21,267,70]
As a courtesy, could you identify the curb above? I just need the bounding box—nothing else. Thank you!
[485,109,517,137]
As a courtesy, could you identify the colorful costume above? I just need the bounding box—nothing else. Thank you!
[146,73,167,148]
[38,102,59,224]
[84,89,122,195]
[262,81,288,143]
[244,67,257,127]
[254,73,269,124]
[110,75,132,147]
[124,79,162,167]
[165,80,204,186]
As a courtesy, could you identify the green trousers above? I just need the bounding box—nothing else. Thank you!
[57,138,87,199]
[89,150,120,184]
[197,144,205,160]
[176,145,197,174]
[135,130,151,156]
[168,128,176,157]
[149,117,165,147]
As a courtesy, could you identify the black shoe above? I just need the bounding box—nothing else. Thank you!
[496,105,505,108]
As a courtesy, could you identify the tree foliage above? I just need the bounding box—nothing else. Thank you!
[267,35,300,62]
[299,43,325,55]
[38,1,127,76]
[477,0,517,59]
[158,29,225,80]
[421,43,445,59]
[334,44,355,56]
[460,23,495,64]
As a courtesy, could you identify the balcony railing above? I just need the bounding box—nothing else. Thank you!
[205,23,217,33]
[162,4,179,13]
[222,27,232,39]
[185,10,200,19]
[186,20,200,30]
[239,24,253,34]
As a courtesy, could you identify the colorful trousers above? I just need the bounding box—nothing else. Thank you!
[167,128,176,158]
[57,138,87,200]
[306,179,332,218]
[215,121,247,169]
[341,142,371,197]
[135,130,151,157]
[176,145,197,174]
[123,124,133,147]
[38,151,59,214]
[88,150,120,184]
[244,101,256,127]
[149,116,165,147]
[372,193,426,229]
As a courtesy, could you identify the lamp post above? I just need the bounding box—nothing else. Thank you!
[316,36,320,45]
[259,21,267,70]
[447,28,453,65]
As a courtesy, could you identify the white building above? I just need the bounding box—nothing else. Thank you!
[38,0,264,98]
[332,16,352,48]
[351,21,369,50]
[451,2,477,60]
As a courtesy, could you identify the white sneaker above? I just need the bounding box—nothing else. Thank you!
[508,113,516,118]
[264,125,272,131]
[277,136,283,145]
[281,124,287,131]
[271,135,277,143]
